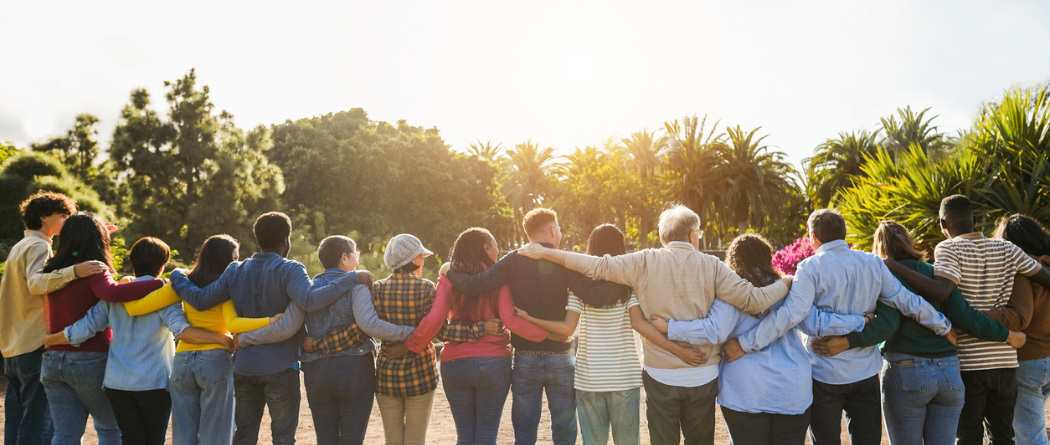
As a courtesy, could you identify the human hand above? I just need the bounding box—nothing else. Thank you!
[220,334,237,353]
[811,336,850,357]
[484,318,503,336]
[514,306,531,319]
[269,313,283,324]
[863,312,876,325]
[723,338,745,362]
[945,329,957,346]
[105,223,119,234]
[1007,330,1026,349]
[73,260,108,278]
[44,332,69,348]
[672,345,707,366]
[547,332,570,343]
[355,270,375,288]
[439,262,451,277]
[649,316,669,334]
[781,275,794,289]
[516,243,547,260]
[303,337,316,353]
[384,341,409,358]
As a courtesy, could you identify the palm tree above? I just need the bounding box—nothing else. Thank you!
[621,129,668,247]
[466,139,505,164]
[503,140,557,246]
[712,126,800,235]
[662,115,725,248]
[803,130,881,207]
[880,106,954,158]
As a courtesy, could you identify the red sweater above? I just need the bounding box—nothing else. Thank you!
[46,270,164,353]
[406,276,549,361]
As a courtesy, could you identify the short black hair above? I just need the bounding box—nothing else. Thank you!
[129,237,171,277]
[940,195,973,228]
[20,191,77,230]
[318,236,356,269]
[253,212,292,250]
[808,209,847,243]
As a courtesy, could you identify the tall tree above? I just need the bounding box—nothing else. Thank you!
[621,129,668,247]
[466,140,505,165]
[31,114,101,182]
[803,130,881,208]
[502,140,556,246]
[0,151,110,241]
[880,106,954,157]
[109,69,284,258]
[662,115,724,248]
[712,126,800,234]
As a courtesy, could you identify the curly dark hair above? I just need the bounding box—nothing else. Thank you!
[724,234,782,287]
[994,214,1050,257]
[447,227,500,323]
[19,191,76,231]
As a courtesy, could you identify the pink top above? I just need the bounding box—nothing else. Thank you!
[406,276,549,361]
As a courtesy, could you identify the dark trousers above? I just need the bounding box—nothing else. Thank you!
[302,354,375,445]
[642,371,718,445]
[721,406,810,445]
[103,388,171,445]
[233,367,301,445]
[957,368,1018,445]
[4,348,53,445]
[809,376,881,445]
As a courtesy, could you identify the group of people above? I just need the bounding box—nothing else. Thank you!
[1,190,1049,445]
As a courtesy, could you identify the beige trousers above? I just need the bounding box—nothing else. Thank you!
[375,390,436,445]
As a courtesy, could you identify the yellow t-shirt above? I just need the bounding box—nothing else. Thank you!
[123,283,270,353]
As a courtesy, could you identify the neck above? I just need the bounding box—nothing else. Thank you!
[260,248,285,257]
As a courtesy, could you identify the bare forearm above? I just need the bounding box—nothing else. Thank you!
[885,259,954,302]
[177,327,227,345]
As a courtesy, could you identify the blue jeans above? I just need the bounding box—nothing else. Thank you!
[170,349,235,445]
[441,356,512,445]
[511,353,576,445]
[302,354,375,445]
[1015,357,1050,445]
[880,353,965,445]
[4,347,53,445]
[39,351,120,445]
[233,367,301,445]
[576,388,639,445]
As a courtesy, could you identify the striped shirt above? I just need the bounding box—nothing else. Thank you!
[566,295,643,392]
[933,232,1042,371]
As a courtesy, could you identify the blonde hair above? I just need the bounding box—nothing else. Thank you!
[872,220,926,262]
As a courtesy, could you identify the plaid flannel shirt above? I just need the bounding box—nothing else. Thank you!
[313,311,485,355]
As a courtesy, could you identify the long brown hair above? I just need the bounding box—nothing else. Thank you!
[724,234,781,287]
[42,212,115,274]
[872,220,926,262]
[447,228,500,323]
[186,235,240,288]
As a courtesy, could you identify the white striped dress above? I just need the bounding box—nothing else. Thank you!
[567,294,644,392]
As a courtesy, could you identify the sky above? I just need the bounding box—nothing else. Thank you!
[2,1,1049,168]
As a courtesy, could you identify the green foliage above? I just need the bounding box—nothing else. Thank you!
[0,142,18,165]
[0,151,111,241]
[550,143,636,249]
[109,69,285,261]
[804,130,881,208]
[31,114,102,183]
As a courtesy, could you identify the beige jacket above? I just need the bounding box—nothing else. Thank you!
[564,242,789,370]
[0,230,76,357]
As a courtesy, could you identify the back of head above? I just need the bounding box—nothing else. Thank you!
[318,235,356,270]
[808,209,846,244]
[658,205,700,245]
[994,214,1050,257]
[188,234,240,288]
[725,234,781,287]
[253,212,292,251]
[522,208,557,240]
[586,224,626,257]
[872,220,926,262]
[448,227,499,322]
[43,212,114,273]
[129,237,171,277]
[20,191,77,230]
[939,194,974,231]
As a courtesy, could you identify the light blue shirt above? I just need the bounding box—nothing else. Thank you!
[65,275,191,391]
[669,299,864,414]
[735,240,952,384]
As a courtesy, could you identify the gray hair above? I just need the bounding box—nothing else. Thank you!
[658,205,701,245]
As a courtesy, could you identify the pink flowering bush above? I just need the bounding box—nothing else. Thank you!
[772,235,814,275]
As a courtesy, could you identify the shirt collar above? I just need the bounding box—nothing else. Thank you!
[954,232,986,240]
[817,239,849,252]
[320,268,347,276]
[251,252,282,260]
[133,275,155,281]
[25,230,52,245]
[666,241,696,251]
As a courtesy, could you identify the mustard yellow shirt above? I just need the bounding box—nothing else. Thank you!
[123,283,270,353]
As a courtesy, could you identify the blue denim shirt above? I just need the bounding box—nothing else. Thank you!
[169,252,358,376]
[300,269,414,362]
[735,240,952,385]
[65,275,191,391]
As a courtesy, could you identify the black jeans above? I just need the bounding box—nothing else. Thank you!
[721,406,810,445]
[642,371,718,445]
[302,354,375,445]
[809,376,881,445]
[957,368,1017,445]
[103,388,171,445]
[4,347,53,445]
[233,367,301,445]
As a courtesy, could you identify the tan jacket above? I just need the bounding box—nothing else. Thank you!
[564,242,789,370]
[0,230,76,357]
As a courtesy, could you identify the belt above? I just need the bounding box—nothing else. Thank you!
[516,349,573,356]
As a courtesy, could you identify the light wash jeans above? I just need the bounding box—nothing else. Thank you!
[1014,357,1050,445]
[170,349,235,445]
[39,351,121,445]
[880,352,965,445]
[511,353,577,445]
[441,356,512,445]
[576,388,640,445]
